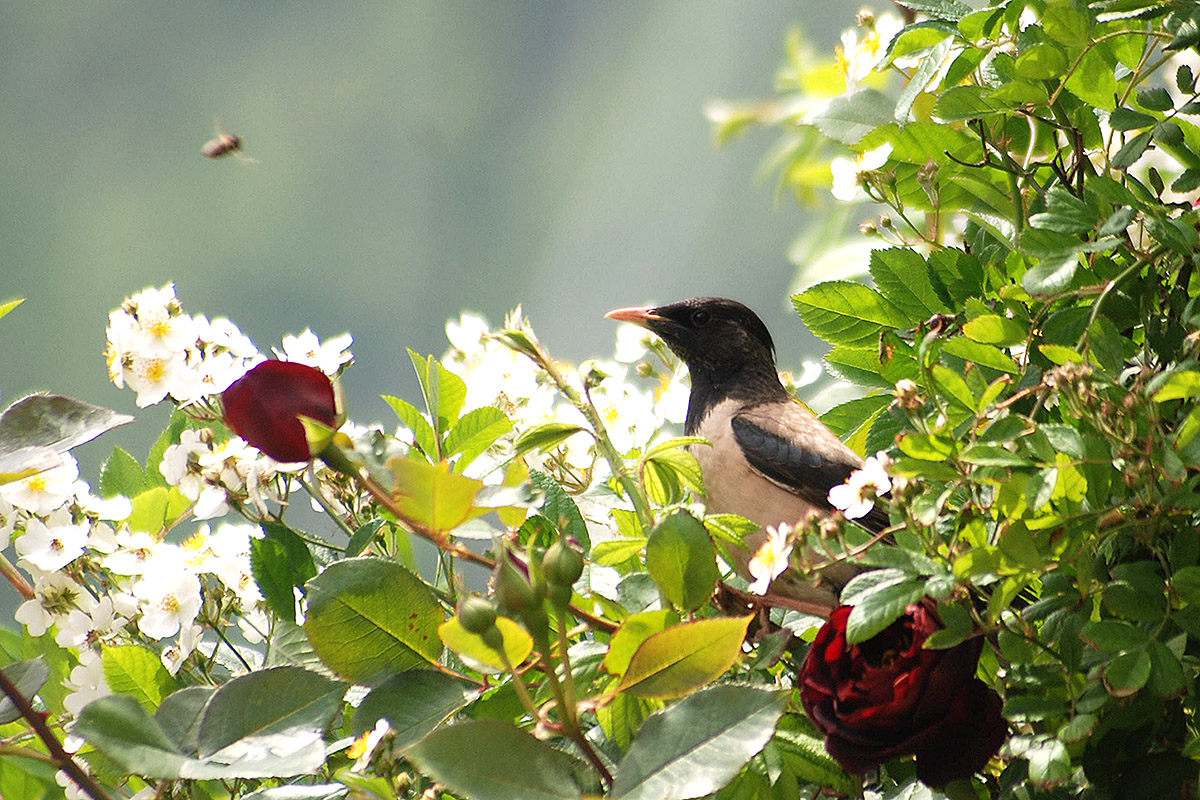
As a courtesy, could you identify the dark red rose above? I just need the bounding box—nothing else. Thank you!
[222,361,339,462]
[799,598,1006,787]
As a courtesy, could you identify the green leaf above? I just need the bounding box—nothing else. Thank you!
[616,616,751,699]
[1042,5,1090,47]
[1006,735,1071,788]
[352,670,474,744]
[0,393,134,459]
[408,350,467,442]
[0,297,24,321]
[604,610,677,677]
[155,685,213,753]
[1015,43,1068,80]
[897,432,953,461]
[962,314,1026,346]
[931,364,976,412]
[805,89,894,145]
[1110,107,1157,131]
[438,615,533,673]
[346,518,385,557]
[408,720,585,800]
[935,85,1015,121]
[388,456,483,533]
[0,657,49,724]
[126,486,191,535]
[942,337,1020,375]
[593,537,648,566]
[1029,186,1099,235]
[792,282,911,347]
[99,446,149,499]
[894,0,971,22]
[1137,86,1174,112]
[1146,639,1187,697]
[612,685,787,800]
[102,645,177,711]
[843,569,927,643]
[1152,370,1200,402]
[444,406,512,472]
[868,248,948,322]
[1112,130,1154,170]
[75,695,189,779]
[643,446,705,505]
[514,422,588,456]
[1103,650,1151,696]
[195,666,346,758]
[252,521,318,623]
[645,512,720,612]
[530,469,590,549]
[771,724,857,794]
[1023,252,1080,295]
[1064,47,1119,111]
[1079,620,1148,651]
[382,395,438,460]
[819,394,893,438]
[959,444,1031,467]
[304,557,443,684]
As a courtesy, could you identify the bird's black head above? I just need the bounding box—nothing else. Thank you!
[606,297,788,429]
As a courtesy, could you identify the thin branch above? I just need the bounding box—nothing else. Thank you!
[0,668,115,800]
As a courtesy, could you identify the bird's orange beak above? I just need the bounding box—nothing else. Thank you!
[605,306,663,326]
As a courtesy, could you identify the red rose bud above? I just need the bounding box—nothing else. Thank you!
[222,360,340,462]
[799,598,1006,787]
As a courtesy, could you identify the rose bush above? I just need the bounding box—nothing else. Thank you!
[221,360,340,462]
[799,598,1006,787]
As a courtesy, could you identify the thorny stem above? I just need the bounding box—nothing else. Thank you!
[0,551,35,600]
[520,345,656,532]
[300,473,357,540]
[355,466,619,632]
[0,668,115,800]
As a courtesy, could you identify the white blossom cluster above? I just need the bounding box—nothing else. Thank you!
[0,450,269,715]
[0,285,358,720]
[442,311,690,479]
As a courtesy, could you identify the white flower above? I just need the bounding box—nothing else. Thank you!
[0,496,18,550]
[76,491,133,523]
[445,312,490,354]
[351,719,392,772]
[830,143,893,202]
[828,452,892,520]
[132,555,202,639]
[613,323,653,363]
[1,458,80,514]
[15,516,90,573]
[160,429,211,489]
[161,624,203,675]
[275,329,354,375]
[126,283,179,318]
[63,649,110,716]
[194,315,259,359]
[14,572,85,636]
[126,352,190,407]
[134,306,197,358]
[54,595,130,649]
[748,523,794,594]
[834,12,904,88]
[103,530,161,575]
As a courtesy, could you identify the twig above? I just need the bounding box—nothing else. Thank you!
[0,668,114,800]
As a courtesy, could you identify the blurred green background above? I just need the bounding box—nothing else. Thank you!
[1,2,844,473]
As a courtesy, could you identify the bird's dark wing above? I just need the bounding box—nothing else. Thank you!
[731,403,890,534]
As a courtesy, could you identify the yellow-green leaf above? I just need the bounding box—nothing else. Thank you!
[438,616,533,674]
[616,615,751,699]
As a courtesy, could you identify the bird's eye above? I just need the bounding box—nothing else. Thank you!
[690,308,712,327]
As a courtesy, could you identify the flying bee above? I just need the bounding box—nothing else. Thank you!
[201,121,256,163]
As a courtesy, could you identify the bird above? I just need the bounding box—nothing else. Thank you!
[605,297,887,612]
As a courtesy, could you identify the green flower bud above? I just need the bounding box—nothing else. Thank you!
[457,595,498,635]
[543,537,585,588]
[546,581,573,609]
[493,552,535,616]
